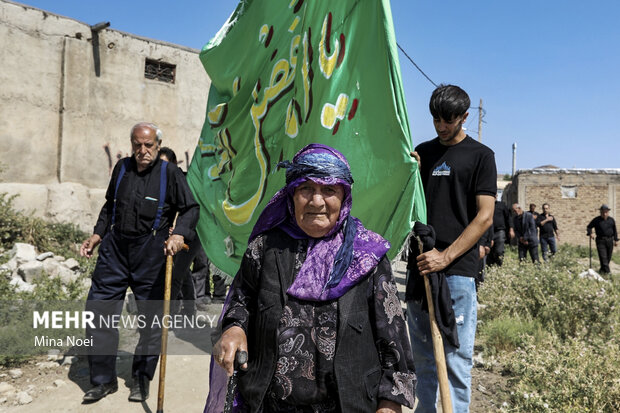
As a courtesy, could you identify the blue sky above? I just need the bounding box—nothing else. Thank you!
[17,0,620,173]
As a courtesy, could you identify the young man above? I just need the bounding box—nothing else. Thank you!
[408,85,496,412]
[536,203,559,261]
[587,204,618,274]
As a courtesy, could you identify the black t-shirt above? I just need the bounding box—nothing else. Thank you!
[587,216,618,240]
[415,135,497,277]
[536,213,558,239]
[493,201,512,232]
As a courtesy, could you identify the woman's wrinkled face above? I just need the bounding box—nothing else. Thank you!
[293,181,344,238]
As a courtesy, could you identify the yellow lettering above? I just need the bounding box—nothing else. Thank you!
[232,77,241,96]
[319,14,339,79]
[321,93,349,130]
[285,99,300,138]
[208,103,228,127]
[302,32,312,120]
[289,16,300,33]
[259,24,269,43]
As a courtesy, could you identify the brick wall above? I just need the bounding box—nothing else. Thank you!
[505,169,620,246]
[525,184,608,245]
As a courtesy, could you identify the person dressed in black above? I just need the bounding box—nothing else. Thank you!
[79,123,199,403]
[201,260,228,305]
[587,204,618,274]
[512,203,540,263]
[408,85,496,411]
[536,202,559,261]
[529,203,540,222]
[488,194,513,266]
[477,225,494,289]
[159,146,228,311]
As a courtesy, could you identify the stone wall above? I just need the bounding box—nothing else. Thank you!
[0,0,210,231]
[504,169,620,246]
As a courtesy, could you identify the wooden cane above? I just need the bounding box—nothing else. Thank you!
[417,237,453,413]
[157,242,189,413]
[589,236,592,270]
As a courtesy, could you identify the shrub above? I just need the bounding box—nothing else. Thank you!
[0,193,91,366]
[0,193,26,248]
[479,249,619,341]
[480,245,620,412]
[502,335,620,412]
[480,315,548,356]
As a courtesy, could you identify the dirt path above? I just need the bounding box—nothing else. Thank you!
[0,354,211,413]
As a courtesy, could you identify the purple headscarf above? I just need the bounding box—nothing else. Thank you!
[249,143,390,301]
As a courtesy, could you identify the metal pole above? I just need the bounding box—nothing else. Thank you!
[512,142,517,176]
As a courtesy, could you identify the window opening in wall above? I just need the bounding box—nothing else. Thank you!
[145,59,176,83]
[561,185,577,199]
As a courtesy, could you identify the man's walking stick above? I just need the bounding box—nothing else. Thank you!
[416,236,453,413]
[157,243,188,413]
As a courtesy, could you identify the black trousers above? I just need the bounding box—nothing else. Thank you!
[86,230,167,385]
[518,241,539,263]
[596,237,614,274]
[171,238,227,302]
[488,229,506,266]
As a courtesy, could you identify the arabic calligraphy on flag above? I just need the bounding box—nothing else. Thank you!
[187,0,426,276]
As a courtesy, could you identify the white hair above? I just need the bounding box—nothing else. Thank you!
[130,122,163,142]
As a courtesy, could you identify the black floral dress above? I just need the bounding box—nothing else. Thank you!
[223,235,416,412]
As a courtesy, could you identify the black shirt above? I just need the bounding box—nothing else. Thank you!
[493,201,512,232]
[587,216,618,241]
[415,135,497,277]
[479,225,494,248]
[536,213,558,239]
[94,156,199,239]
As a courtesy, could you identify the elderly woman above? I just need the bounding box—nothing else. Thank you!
[213,144,415,413]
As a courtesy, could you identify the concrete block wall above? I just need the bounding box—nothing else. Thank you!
[0,0,210,231]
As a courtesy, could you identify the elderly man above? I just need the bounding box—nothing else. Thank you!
[80,122,199,403]
[512,203,539,263]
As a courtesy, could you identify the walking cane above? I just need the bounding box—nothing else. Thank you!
[157,241,188,413]
[589,236,593,270]
[223,350,248,413]
[416,236,453,413]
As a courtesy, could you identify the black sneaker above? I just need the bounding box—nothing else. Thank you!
[82,380,118,402]
[128,375,150,402]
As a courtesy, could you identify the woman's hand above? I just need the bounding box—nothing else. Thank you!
[376,399,402,413]
[213,326,248,376]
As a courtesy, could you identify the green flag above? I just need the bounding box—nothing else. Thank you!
[187,0,426,276]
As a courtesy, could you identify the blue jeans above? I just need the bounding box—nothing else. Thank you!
[539,236,557,261]
[407,275,477,413]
